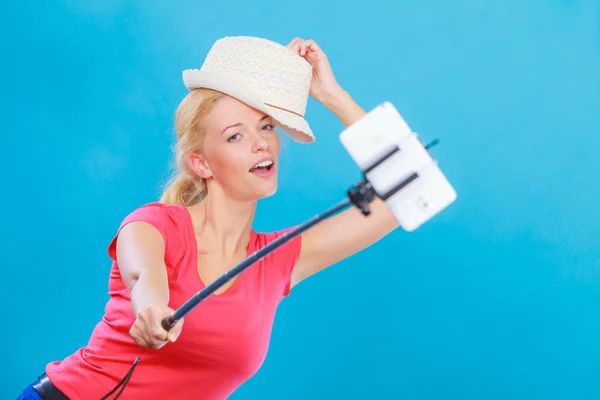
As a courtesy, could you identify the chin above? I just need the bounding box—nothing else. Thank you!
[247,171,278,200]
[258,184,278,199]
[237,182,278,201]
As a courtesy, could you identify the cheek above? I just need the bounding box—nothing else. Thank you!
[209,146,249,178]
[268,131,281,154]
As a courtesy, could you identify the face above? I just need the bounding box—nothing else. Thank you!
[189,95,281,201]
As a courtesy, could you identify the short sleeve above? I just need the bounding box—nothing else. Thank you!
[107,202,183,270]
[257,226,303,299]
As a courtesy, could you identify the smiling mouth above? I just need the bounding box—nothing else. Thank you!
[249,160,275,173]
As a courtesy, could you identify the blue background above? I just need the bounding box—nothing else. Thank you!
[2,0,599,398]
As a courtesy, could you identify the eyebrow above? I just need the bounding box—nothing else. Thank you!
[221,114,271,135]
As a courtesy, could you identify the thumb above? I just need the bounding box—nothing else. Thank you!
[166,318,184,342]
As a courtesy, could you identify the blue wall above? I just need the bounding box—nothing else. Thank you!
[3,0,599,398]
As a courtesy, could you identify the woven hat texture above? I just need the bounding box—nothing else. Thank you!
[183,36,315,143]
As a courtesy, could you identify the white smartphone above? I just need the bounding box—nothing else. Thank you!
[339,102,457,231]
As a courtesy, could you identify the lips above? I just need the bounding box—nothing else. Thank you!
[249,158,275,173]
[249,157,276,179]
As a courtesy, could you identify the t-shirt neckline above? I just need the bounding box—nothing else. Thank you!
[180,204,257,297]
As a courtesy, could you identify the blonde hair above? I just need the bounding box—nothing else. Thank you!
[160,88,223,206]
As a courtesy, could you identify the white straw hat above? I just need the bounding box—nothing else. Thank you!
[182,36,315,144]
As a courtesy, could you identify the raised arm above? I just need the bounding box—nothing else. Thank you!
[285,38,401,288]
[115,221,183,347]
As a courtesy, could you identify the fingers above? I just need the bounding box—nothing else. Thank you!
[286,37,301,52]
[129,315,166,349]
[287,37,326,61]
[166,319,184,343]
[300,39,314,55]
[129,306,183,349]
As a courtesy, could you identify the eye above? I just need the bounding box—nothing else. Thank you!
[227,133,241,142]
[261,123,275,131]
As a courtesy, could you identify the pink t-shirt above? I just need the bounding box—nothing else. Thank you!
[46,202,302,399]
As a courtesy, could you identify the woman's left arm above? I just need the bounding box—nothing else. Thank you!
[286,38,401,288]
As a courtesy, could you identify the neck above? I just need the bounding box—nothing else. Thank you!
[187,189,257,258]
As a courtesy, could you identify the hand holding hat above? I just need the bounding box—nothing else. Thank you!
[287,37,366,128]
[286,38,343,106]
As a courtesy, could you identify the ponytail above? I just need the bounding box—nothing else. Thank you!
[159,88,223,206]
[160,171,207,206]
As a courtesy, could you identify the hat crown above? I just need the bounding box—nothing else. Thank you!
[200,36,312,117]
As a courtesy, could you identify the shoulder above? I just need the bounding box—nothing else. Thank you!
[113,202,194,237]
[121,202,186,225]
[253,226,302,262]
[118,201,192,244]
[108,202,191,260]
[254,226,298,245]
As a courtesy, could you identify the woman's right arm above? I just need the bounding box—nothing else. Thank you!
[115,221,183,348]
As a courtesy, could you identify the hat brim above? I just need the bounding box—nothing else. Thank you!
[182,69,315,144]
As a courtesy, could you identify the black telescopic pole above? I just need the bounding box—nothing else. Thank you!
[163,200,343,329]
[161,179,377,331]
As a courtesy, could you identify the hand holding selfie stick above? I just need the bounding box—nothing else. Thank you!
[103,102,457,399]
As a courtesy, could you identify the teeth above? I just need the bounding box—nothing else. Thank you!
[254,160,273,168]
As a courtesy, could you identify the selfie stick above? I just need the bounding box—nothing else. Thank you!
[160,139,439,331]
[103,135,442,399]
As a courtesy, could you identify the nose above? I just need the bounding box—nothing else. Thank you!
[251,132,269,152]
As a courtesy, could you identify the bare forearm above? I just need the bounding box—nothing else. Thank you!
[129,270,170,316]
[321,86,367,127]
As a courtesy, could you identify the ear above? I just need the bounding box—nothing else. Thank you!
[188,152,213,179]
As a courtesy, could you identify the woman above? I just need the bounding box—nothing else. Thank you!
[18,36,399,399]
